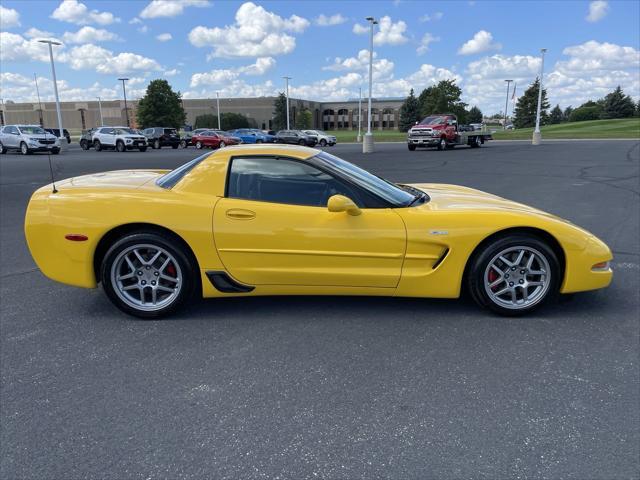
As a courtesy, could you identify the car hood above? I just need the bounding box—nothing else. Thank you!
[27,133,58,140]
[55,170,169,190]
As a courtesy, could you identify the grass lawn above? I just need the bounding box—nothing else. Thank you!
[325,130,407,143]
[491,118,640,140]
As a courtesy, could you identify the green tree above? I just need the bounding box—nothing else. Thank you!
[513,78,549,129]
[398,88,420,132]
[136,79,186,129]
[467,106,483,123]
[563,106,574,122]
[569,106,602,122]
[549,104,563,124]
[601,86,636,119]
[272,92,288,130]
[221,112,250,130]
[417,79,468,122]
[295,108,313,129]
[194,114,217,129]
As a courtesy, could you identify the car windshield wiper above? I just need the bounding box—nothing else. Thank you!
[397,183,428,206]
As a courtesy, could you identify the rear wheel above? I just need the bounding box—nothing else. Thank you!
[154,139,161,149]
[101,232,197,319]
[219,141,226,149]
[94,139,102,151]
[0,142,6,154]
[180,139,187,148]
[255,139,263,144]
[319,139,327,147]
[80,140,89,150]
[116,140,126,152]
[298,139,305,145]
[466,235,560,316]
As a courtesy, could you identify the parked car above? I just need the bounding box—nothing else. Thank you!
[179,129,208,148]
[91,126,148,152]
[44,128,71,144]
[303,130,336,147]
[191,130,240,149]
[210,129,243,144]
[275,130,318,146]
[142,127,181,149]
[79,128,97,150]
[0,124,61,155]
[229,128,276,144]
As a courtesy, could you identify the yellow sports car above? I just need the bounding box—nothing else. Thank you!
[25,145,613,318]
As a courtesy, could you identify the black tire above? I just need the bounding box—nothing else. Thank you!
[408,144,416,151]
[255,139,263,144]
[171,144,179,149]
[80,140,89,150]
[100,232,198,319]
[180,140,187,148]
[219,141,226,149]
[195,141,203,149]
[154,139,161,149]
[51,148,60,155]
[0,142,6,154]
[139,146,147,152]
[116,140,125,152]
[319,139,327,147]
[298,139,305,145]
[20,142,31,155]
[94,140,102,152]
[466,234,560,316]
[437,138,447,151]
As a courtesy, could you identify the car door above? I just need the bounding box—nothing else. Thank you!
[2,126,17,148]
[213,155,406,288]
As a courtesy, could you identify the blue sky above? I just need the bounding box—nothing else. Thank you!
[1,0,639,113]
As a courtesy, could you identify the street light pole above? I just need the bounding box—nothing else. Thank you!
[38,40,64,144]
[96,97,104,126]
[118,78,130,127]
[503,79,513,130]
[283,76,291,130]
[363,16,377,153]
[216,91,221,129]
[357,86,362,143]
[532,48,547,145]
[34,73,44,127]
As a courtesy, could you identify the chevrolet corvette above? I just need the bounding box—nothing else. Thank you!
[25,145,613,318]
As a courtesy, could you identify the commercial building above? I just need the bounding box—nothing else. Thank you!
[0,96,404,131]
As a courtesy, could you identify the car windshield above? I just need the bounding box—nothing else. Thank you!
[20,126,46,134]
[119,128,137,134]
[313,151,416,207]
[156,152,210,189]
[419,116,446,126]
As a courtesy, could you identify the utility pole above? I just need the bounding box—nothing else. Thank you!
[216,91,221,129]
[96,97,104,126]
[503,79,513,130]
[118,78,130,127]
[532,48,547,145]
[363,16,377,153]
[38,40,64,144]
[283,76,291,129]
[357,86,362,143]
[34,73,44,127]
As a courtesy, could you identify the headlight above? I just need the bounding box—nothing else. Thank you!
[126,138,133,143]
[29,137,40,142]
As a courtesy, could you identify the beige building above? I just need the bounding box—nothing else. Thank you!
[1,96,403,131]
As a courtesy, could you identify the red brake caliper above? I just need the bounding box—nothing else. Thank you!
[488,269,498,290]
[166,263,176,277]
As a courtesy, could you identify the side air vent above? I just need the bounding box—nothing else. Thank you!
[206,271,255,293]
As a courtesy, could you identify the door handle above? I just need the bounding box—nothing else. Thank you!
[226,209,256,220]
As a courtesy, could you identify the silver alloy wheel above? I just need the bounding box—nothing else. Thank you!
[484,246,551,310]
[110,243,182,312]
[440,138,447,150]
[219,141,226,148]
[21,142,29,155]
[475,136,482,146]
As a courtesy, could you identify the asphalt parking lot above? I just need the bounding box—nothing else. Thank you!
[1,140,639,479]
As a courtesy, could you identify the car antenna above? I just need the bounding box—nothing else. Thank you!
[47,151,58,193]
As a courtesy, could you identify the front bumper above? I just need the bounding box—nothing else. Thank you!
[561,236,613,293]
[28,144,60,151]
[408,137,440,146]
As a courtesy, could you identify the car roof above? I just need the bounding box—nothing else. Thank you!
[217,143,320,159]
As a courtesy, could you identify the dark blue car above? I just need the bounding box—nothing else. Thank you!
[229,128,276,144]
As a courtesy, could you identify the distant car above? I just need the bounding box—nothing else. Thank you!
[469,123,484,131]
[79,128,97,150]
[179,129,208,148]
[142,127,181,149]
[91,126,148,152]
[229,128,276,144]
[44,128,71,144]
[0,124,61,155]
[303,130,336,147]
[210,129,243,144]
[275,130,318,146]
[191,130,240,149]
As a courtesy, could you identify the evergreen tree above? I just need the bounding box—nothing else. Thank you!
[272,93,288,130]
[295,108,313,129]
[549,104,563,124]
[467,106,483,123]
[601,86,636,119]
[136,79,186,129]
[563,106,574,122]
[398,89,420,131]
[513,78,549,128]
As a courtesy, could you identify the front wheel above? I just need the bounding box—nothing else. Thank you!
[319,139,327,147]
[0,142,6,154]
[101,232,197,319]
[219,141,226,148]
[80,140,89,150]
[94,140,102,151]
[116,140,126,152]
[51,148,60,155]
[195,141,203,149]
[466,235,560,316]
[180,140,187,148]
[408,144,416,151]
[437,138,447,151]
[20,142,31,155]
[154,139,161,149]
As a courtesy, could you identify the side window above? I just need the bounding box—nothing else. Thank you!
[10,126,19,134]
[227,157,362,208]
[103,128,114,135]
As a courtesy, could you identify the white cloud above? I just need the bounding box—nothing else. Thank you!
[156,33,172,42]
[558,40,639,73]
[62,26,120,44]
[238,57,276,75]
[129,17,142,24]
[315,14,347,26]
[51,0,120,25]
[138,25,149,34]
[189,2,309,57]
[0,6,21,28]
[417,33,440,55]
[65,44,161,75]
[586,1,609,22]
[458,30,501,55]
[140,0,210,19]
[190,57,276,88]
[24,28,54,39]
[353,16,408,46]
[164,68,180,76]
[0,32,55,62]
[419,12,443,22]
[184,79,277,100]
[323,49,394,81]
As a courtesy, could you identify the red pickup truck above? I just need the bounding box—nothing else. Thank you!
[407,114,492,151]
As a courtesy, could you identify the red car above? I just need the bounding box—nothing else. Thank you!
[191,130,239,149]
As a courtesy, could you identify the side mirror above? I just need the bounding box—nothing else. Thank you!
[327,195,361,216]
